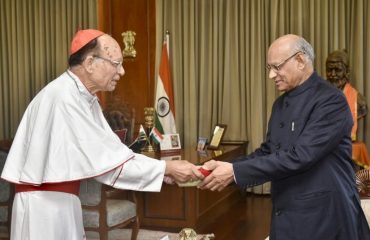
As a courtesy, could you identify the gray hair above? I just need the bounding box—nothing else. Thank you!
[293,37,315,65]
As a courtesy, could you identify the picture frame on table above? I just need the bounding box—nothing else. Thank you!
[207,124,227,150]
[160,133,181,152]
[197,137,208,151]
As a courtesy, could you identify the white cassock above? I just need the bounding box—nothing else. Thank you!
[1,70,166,240]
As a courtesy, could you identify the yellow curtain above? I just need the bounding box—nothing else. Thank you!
[156,0,370,153]
[0,0,97,139]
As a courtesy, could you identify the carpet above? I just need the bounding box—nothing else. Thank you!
[0,227,214,240]
[86,229,215,240]
[0,226,8,240]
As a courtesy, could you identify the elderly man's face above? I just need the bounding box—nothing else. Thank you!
[267,49,304,92]
[90,35,125,92]
[326,61,348,90]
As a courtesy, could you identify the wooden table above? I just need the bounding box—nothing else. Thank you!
[137,141,247,232]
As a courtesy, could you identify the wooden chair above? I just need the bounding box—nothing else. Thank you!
[0,139,14,237]
[79,180,139,240]
[80,100,139,240]
[356,169,370,198]
[355,169,370,226]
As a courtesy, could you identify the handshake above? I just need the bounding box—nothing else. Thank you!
[164,160,234,191]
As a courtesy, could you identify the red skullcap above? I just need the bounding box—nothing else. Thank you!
[69,29,105,55]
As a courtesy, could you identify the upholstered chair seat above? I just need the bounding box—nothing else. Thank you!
[0,151,10,224]
[83,199,136,229]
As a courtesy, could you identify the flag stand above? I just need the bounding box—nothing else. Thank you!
[142,144,155,152]
[142,129,156,152]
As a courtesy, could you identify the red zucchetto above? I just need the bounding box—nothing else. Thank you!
[69,29,105,55]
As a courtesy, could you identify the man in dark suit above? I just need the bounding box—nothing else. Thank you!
[199,34,370,239]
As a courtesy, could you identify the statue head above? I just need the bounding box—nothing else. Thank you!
[326,49,350,90]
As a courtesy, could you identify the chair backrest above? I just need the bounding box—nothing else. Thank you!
[0,140,13,235]
[355,169,370,198]
[104,99,135,145]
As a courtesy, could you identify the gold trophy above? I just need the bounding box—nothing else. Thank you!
[179,228,197,240]
[142,107,155,152]
[179,228,215,240]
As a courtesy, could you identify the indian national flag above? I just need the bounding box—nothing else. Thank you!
[155,33,177,134]
[150,127,164,144]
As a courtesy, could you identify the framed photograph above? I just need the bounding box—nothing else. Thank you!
[197,137,208,151]
[208,124,227,150]
[160,133,181,152]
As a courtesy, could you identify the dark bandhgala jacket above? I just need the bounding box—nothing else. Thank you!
[233,72,370,240]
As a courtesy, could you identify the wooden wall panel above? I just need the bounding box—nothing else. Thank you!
[98,0,156,132]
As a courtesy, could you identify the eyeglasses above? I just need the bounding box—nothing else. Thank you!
[266,51,303,72]
[94,56,123,69]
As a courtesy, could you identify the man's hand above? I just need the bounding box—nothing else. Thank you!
[163,175,175,185]
[165,160,204,183]
[198,160,234,191]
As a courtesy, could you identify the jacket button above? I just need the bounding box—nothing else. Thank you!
[275,143,280,150]
[285,101,289,107]
[275,210,282,216]
[279,122,284,128]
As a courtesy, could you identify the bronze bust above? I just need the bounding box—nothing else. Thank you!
[326,49,368,119]
[326,50,368,142]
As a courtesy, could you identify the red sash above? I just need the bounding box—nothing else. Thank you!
[15,181,81,196]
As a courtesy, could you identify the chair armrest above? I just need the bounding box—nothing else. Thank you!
[103,185,137,203]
